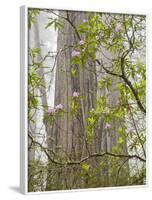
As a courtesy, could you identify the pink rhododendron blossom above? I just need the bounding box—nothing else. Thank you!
[48,107,56,115]
[83,19,87,23]
[55,104,63,110]
[79,40,85,45]
[115,23,123,32]
[105,123,112,129]
[128,127,134,134]
[72,50,80,57]
[73,91,80,98]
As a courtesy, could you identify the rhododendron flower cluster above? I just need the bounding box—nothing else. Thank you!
[79,40,85,45]
[128,127,134,134]
[72,50,80,57]
[105,123,112,129]
[48,108,56,115]
[55,104,63,110]
[73,91,80,98]
[48,104,63,115]
[115,23,123,32]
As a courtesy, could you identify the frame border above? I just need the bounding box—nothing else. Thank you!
[20,5,148,195]
[20,5,28,194]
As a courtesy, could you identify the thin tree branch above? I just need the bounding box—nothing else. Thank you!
[120,57,146,114]
[28,134,146,165]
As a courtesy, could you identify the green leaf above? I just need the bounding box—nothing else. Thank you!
[87,117,96,126]
[45,19,64,30]
[71,68,77,77]
[82,163,90,172]
[45,21,54,29]
[118,127,123,135]
[118,137,124,144]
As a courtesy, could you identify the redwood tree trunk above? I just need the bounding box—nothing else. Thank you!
[46,11,129,190]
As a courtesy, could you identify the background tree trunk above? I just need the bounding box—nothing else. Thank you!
[46,11,129,190]
[28,18,52,191]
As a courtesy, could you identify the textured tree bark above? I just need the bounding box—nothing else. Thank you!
[46,11,129,190]
[46,11,97,190]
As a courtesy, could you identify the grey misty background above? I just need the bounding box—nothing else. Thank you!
[28,11,57,162]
